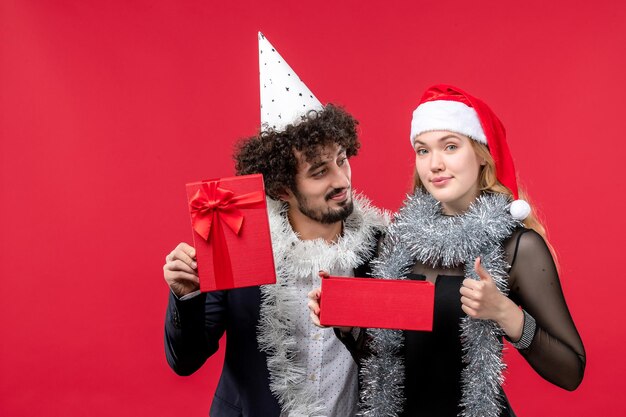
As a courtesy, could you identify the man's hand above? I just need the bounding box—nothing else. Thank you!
[307,271,352,334]
[163,242,199,297]
[308,287,324,327]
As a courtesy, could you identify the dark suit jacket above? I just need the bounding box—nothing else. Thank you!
[164,262,374,417]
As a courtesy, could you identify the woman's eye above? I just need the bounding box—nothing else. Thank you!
[416,149,428,156]
[445,144,458,151]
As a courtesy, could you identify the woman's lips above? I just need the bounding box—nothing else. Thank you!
[431,177,452,186]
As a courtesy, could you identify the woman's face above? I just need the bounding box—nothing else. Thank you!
[413,130,484,215]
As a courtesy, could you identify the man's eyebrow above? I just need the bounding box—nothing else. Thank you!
[305,147,347,174]
[306,159,328,174]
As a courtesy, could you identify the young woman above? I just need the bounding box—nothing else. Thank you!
[310,84,585,417]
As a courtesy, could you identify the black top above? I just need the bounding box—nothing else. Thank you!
[338,228,587,416]
[398,228,585,416]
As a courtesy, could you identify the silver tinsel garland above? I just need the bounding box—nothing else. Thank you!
[360,189,521,417]
[257,194,388,416]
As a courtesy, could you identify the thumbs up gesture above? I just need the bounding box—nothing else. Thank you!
[460,257,507,321]
[460,257,525,340]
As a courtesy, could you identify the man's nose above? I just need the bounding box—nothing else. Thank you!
[329,165,350,189]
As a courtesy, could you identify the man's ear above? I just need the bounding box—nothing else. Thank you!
[275,187,293,202]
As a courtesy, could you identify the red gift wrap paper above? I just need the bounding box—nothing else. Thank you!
[186,174,276,292]
[319,276,434,331]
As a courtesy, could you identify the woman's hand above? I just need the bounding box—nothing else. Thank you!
[460,257,524,340]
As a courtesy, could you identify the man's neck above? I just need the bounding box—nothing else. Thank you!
[286,206,343,243]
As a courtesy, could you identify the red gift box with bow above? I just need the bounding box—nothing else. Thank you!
[319,276,434,331]
[186,174,276,292]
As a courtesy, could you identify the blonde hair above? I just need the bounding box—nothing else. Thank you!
[411,140,558,263]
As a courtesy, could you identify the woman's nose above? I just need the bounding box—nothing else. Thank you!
[430,152,444,171]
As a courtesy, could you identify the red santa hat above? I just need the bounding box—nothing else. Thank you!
[410,84,530,220]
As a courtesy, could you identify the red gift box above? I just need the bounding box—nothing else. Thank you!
[186,174,276,292]
[319,276,434,331]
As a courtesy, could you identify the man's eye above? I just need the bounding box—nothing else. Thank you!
[337,157,347,166]
[313,169,326,177]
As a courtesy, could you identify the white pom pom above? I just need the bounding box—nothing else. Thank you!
[510,199,531,220]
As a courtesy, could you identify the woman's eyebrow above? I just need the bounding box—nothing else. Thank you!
[414,134,461,145]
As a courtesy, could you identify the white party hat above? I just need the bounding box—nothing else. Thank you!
[258,32,323,132]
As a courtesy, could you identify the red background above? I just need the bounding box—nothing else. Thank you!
[1,1,624,416]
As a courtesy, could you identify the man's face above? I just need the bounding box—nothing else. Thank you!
[286,143,354,224]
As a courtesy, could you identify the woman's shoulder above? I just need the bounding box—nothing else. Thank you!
[504,227,549,269]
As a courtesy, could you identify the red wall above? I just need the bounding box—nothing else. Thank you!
[1,1,624,415]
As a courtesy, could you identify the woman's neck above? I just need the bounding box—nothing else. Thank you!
[439,187,481,215]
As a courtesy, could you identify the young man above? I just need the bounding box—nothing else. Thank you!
[162,34,387,416]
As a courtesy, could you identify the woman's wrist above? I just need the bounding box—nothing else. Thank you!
[507,310,536,349]
[496,297,524,340]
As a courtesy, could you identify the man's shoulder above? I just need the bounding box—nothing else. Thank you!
[351,192,390,230]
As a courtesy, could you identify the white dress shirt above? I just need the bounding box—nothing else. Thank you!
[290,264,359,417]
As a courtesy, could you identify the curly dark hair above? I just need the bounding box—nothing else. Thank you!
[234,104,360,199]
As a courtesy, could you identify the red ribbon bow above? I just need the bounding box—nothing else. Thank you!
[189,180,265,290]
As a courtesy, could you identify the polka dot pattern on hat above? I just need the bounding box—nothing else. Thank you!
[258,32,323,132]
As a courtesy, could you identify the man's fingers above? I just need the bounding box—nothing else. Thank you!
[308,288,321,299]
[164,259,198,275]
[318,270,330,279]
[177,242,196,259]
[165,270,200,284]
[167,243,196,264]
[176,250,196,268]
[307,287,323,322]
[310,312,328,328]
[173,259,197,274]
[307,299,320,315]
[168,249,197,270]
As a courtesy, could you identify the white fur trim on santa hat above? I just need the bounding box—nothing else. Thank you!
[410,100,487,145]
[259,32,323,133]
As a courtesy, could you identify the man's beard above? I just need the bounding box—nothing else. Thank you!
[293,187,354,224]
